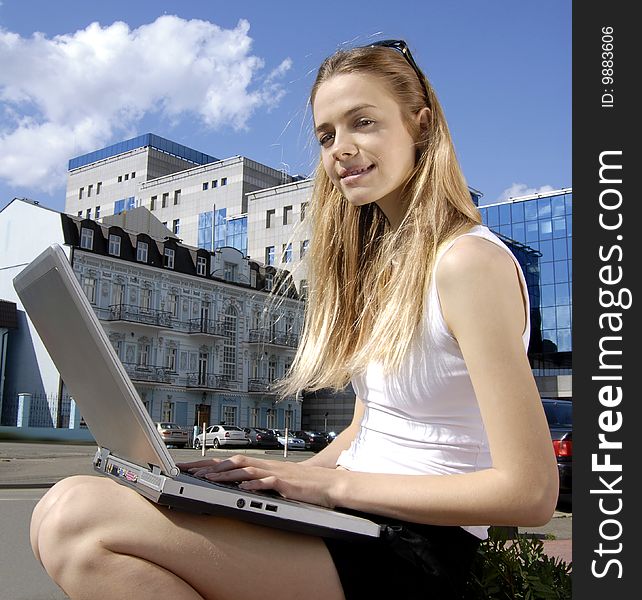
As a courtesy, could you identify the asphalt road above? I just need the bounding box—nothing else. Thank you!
[0,442,572,599]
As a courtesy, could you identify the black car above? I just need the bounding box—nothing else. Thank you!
[292,430,329,452]
[243,427,279,448]
[542,398,572,496]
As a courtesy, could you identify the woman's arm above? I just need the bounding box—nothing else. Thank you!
[299,396,365,468]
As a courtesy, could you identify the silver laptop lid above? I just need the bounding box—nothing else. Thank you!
[13,244,178,476]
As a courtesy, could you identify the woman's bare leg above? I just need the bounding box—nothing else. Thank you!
[31,475,345,600]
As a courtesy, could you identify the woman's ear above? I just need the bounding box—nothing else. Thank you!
[416,107,431,131]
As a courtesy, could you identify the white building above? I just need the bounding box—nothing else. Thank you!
[0,198,304,432]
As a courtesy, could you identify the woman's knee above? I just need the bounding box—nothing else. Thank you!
[32,476,122,571]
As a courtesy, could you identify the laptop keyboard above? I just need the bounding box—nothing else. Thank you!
[180,471,281,497]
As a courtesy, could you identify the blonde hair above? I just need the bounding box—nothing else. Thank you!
[276,45,481,397]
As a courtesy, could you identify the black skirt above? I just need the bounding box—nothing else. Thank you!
[323,511,482,600]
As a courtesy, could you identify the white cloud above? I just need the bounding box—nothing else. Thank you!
[497,183,556,202]
[0,16,292,191]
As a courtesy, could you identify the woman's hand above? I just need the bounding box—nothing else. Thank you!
[176,456,347,508]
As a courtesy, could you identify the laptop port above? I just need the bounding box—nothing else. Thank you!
[265,504,278,512]
[250,501,263,509]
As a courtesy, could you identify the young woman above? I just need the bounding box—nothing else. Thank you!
[29,40,559,599]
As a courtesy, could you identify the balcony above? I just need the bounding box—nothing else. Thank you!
[185,372,233,390]
[122,363,177,384]
[248,378,277,394]
[106,304,173,328]
[248,329,299,349]
[182,318,226,337]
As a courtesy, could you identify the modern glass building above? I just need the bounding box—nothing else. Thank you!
[478,188,572,396]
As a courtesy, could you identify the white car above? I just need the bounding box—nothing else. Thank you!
[194,425,250,449]
[155,422,189,448]
[270,430,306,450]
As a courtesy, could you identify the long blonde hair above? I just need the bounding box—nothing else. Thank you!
[276,44,481,397]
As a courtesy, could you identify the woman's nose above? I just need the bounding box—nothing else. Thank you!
[331,132,357,160]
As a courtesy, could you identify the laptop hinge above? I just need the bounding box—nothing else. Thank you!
[150,465,162,476]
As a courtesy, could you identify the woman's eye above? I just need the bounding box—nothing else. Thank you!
[356,118,374,128]
[318,133,334,147]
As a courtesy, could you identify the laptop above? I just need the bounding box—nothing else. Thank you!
[13,244,381,540]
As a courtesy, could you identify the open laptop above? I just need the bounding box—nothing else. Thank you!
[13,244,381,540]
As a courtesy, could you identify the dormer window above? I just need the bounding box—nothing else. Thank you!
[164,247,175,269]
[80,227,94,250]
[137,241,148,263]
[196,256,207,276]
[108,234,121,257]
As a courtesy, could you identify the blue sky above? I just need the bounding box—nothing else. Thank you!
[0,0,571,212]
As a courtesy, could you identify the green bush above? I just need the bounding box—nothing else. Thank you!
[463,528,572,599]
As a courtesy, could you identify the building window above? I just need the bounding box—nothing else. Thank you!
[162,192,169,208]
[265,246,275,266]
[138,343,150,367]
[268,356,277,382]
[267,408,276,429]
[111,283,125,307]
[140,288,152,312]
[82,276,96,304]
[173,189,181,205]
[167,293,178,318]
[223,405,237,426]
[118,175,123,183]
[77,210,83,217]
[85,208,91,219]
[150,196,157,211]
[282,243,292,263]
[221,177,227,186]
[162,400,174,422]
[265,273,273,292]
[108,234,121,257]
[266,209,275,228]
[299,279,308,299]
[212,179,218,188]
[79,187,84,199]
[173,219,180,235]
[196,256,207,276]
[87,184,93,197]
[283,205,292,225]
[96,182,102,195]
[137,241,148,263]
[300,239,309,259]
[223,306,237,379]
[224,262,237,282]
[202,182,209,191]
[165,348,177,371]
[131,172,136,179]
[250,407,259,428]
[301,202,308,221]
[124,173,129,181]
[164,247,175,269]
[80,228,94,250]
[95,206,101,219]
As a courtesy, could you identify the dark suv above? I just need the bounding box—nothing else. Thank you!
[292,430,329,452]
[542,398,572,496]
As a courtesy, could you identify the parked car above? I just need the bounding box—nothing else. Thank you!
[155,422,189,448]
[542,398,572,496]
[194,425,250,449]
[325,431,338,443]
[292,430,329,452]
[268,429,307,450]
[243,427,279,448]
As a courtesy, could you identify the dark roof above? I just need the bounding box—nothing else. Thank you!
[0,300,18,329]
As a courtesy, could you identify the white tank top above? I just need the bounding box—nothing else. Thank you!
[336,225,531,539]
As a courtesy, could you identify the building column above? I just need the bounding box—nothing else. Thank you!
[16,393,32,427]
[68,399,82,429]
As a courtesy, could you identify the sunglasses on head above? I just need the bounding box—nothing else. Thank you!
[366,39,428,99]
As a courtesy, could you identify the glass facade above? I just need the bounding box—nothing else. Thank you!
[478,190,572,375]
[198,209,247,256]
[114,197,135,215]
[69,133,218,170]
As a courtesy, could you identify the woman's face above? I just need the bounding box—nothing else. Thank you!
[313,73,419,228]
